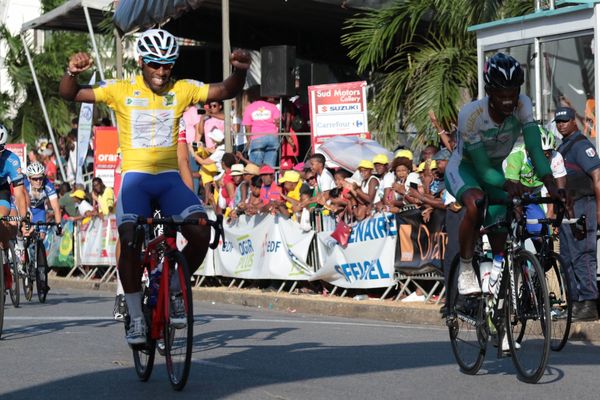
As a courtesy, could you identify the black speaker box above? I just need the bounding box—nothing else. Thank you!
[260,45,296,97]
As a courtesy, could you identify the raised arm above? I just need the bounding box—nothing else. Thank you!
[59,52,97,103]
[206,49,251,102]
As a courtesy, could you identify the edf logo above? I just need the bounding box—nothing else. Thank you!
[266,241,281,253]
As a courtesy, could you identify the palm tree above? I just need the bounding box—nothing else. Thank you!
[342,0,535,149]
[0,25,90,144]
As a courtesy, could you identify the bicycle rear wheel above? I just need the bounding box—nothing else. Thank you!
[35,241,49,303]
[164,251,193,391]
[545,252,571,351]
[129,287,156,381]
[447,255,487,375]
[506,249,551,383]
[7,244,19,307]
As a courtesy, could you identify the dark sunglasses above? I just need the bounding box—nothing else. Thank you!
[144,61,174,70]
[306,175,316,181]
[209,103,220,108]
[30,177,44,181]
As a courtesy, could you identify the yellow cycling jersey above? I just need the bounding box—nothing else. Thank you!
[92,75,209,173]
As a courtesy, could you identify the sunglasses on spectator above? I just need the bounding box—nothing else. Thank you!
[209,103,220,108]
[306,175,316,181]
[144,61,174,70]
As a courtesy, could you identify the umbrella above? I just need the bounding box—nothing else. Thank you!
[316,136,393,171]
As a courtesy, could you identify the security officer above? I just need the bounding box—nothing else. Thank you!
[555,106,600,321]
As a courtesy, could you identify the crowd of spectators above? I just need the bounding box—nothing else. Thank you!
[191,132,458,228]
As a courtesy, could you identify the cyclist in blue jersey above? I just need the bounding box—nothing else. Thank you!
[0,124,28,247]
[22,162,63,239]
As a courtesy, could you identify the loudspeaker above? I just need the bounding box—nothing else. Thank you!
[260,45,296,97]
[298,63,329,87]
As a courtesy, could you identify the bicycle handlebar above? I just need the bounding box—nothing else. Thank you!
[486,196,562,207]
[134,214,224,250]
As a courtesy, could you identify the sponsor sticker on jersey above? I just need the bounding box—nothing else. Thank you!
[586,147,596,157]
[125,97,149,107]
[163,93,176,107]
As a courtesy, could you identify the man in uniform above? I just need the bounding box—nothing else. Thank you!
[555,107,600,321]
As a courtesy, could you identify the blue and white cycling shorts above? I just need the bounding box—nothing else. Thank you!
[30,207,48,233]
[116,171,205,226]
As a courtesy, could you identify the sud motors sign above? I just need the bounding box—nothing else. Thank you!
[308,81,369,149]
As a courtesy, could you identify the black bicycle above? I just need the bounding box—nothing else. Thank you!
[21,221,59,303]
[447,196,554,383]
[515,203,586,351]
[0,247,5,339]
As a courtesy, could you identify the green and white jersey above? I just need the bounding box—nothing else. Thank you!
[456,94,535,166]
[502,144,567,189]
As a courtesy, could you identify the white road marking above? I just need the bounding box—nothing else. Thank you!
[5,316,445,331]
[199,317,446,331]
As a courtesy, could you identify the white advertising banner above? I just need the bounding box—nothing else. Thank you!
[214,214,314,280]
[314,213,397,289]
[78,215,118,266]
[76,73,96,184]
[308,81,369,150]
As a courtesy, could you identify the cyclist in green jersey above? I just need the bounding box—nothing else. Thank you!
[445,53,562,295]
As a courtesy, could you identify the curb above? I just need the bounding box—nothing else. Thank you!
[49,277,600,341]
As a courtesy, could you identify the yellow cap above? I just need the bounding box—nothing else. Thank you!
[69,189,86,200]
[394,149,413,160]
[279,170,300,183]
[417,160,437,172]
[358,160,374,170]
[372,154,389,165]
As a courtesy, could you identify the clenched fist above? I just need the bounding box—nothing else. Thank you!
[230,49,251,71]
[68,52,94,75]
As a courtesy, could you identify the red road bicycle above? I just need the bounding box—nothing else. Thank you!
[126,214,222,391]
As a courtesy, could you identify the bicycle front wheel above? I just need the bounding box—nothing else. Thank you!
[22,247,33,302]
[35,241,49,303]
[7,244,19,307]
[506,249,551,383]
[131,287,156,381]
[0,255,5,338]
[545,252,571,351]
[164,251,193,391]
[447,255,487,375]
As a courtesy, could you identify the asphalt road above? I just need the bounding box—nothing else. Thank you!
[1,287,600,399]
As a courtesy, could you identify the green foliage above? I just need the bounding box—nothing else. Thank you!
[0,0,136,146]
[342,0,534,149]
[0,25,90,144]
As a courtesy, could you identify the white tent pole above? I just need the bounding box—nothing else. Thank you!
[222,0,232,153]
[83,6,116,126]
[83,6,105,81]
[20,33,67,182]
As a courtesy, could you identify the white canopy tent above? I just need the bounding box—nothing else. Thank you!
[470,1,600,151]
[19,0,114,182]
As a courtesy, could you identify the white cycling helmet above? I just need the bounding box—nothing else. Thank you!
[136,29,179,64]
[0,124,8,146]
[539,126,556,151]
[26,162,45,177]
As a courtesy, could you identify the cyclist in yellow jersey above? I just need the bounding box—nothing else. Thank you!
[59,29,250,344]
